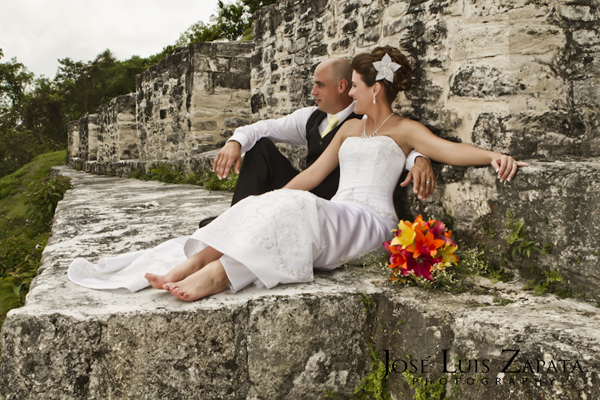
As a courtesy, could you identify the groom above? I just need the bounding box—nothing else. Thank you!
[202,58,434,227]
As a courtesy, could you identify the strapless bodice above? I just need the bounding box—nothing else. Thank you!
[331,135,406,222]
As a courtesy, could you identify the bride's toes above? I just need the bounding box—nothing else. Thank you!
[167,284,188,300]
[145,273,171,290]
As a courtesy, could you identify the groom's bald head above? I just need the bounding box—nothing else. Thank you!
[317,58,353,92]
[311,58,354,113]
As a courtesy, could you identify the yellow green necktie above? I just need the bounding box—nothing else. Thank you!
[320,115,339,138]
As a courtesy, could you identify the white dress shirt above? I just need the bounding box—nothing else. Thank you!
[228,103,426,171]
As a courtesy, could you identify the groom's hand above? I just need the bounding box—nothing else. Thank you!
[213,141,242,179]
[400,156,434,200]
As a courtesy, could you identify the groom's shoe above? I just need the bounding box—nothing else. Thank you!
[199,216,218,228]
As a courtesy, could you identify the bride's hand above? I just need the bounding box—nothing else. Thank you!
[491,155,530,182]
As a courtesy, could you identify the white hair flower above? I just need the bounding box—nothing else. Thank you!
[373,53,400,83]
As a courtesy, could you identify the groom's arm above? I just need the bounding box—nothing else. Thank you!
[214,107,316,179]
[227,107,316,153]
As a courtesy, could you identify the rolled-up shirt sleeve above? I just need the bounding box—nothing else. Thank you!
[405,150,428,171]
[228,107,317,153]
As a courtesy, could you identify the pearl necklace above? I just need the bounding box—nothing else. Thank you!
[361,113,395,138]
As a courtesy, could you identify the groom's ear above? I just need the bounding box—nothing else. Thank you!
[338,79,349,93]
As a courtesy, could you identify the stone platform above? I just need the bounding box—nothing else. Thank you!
[2,166,600,399]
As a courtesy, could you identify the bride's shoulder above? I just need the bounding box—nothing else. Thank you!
[339,118,363,136]
[343,118,363,129]
[396,117,431,133]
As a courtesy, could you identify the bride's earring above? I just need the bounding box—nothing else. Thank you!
[373,93,376,105]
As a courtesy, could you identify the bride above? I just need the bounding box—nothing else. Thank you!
[68,46,527,300]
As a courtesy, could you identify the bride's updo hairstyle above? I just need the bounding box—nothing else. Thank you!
[351,46,412,104]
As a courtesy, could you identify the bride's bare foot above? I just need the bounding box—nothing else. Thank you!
[145,247,223,290]
[164,260,229,301]
[145,261,195,289]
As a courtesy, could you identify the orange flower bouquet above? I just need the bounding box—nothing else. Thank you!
[383,215,458,282]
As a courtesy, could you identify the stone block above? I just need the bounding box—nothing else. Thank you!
[288,37,307,54]
[387,1,409,18]
[342,20,358,34]
[558,4,596,22]
[208,57,230,72]
[463,0,551,22]
[506,110,593,159]
[451,24,510,60]
[382,13,417,37]
[223,117,250,128]
[450,63,516,99]
[573,78,600,107]
[572,29,600,47]
[508,25,566,60]
[67,121,80,164]
[363,7,382,28]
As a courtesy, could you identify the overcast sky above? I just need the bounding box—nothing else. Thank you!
[0,0,219,78]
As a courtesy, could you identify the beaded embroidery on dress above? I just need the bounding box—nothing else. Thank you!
[68,135,406,292]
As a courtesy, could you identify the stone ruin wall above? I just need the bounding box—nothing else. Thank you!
[72,114,99,164]
[68,41,255,171]
[96,94,138,163]
[66,121,79,164]
[136,41,255,162]
[251,0,599,160]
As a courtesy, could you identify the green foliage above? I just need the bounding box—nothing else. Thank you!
[523,268,571,298]
[354,345,392,400]
[385,243,512,294]
[482,225,496,238]
[357,292,375,311]
[128,163,238,192]
[403,371,446,400]
[455,246,507,281]
[0,151,68,356]
[0,151,67,220]
[493,297,514,306]
[0,53,34,117]
[543,242,554,254]
[25,175,72,233]
[0,174,21,199]
[440,209,454,231]
[203,170,238,191]
[504,210,540,260]
[176,0,278,45]
[55,50,151,122]
[402,355,462,400]
[0,231,48,316]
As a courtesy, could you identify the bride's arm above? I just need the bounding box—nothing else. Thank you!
[402,120,529,181]
[283,126,348,191]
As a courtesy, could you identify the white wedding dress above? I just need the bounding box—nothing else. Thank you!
[68,136,406,293]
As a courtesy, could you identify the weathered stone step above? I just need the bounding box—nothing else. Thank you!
[1,166,599,399]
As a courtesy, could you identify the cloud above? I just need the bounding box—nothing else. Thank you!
[0,0,218,78]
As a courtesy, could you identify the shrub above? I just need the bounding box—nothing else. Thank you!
[25,175,72,233]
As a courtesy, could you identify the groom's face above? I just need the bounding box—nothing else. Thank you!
[311,63,343,114]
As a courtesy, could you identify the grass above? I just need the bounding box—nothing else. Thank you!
[0,150,68,360]
[0,150,67,221]
[127,162,238,192]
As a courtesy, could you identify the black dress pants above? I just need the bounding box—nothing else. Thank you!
[231,138,300,205]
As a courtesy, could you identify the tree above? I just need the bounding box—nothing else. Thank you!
[176,0,278,46]
[0,51,34,126]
